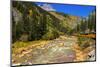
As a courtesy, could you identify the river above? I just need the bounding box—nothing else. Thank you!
[12,35,96,66]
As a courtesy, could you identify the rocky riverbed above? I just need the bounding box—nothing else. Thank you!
[12,35,96,66]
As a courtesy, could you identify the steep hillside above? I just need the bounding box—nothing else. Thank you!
[12,1,81,43]
[49,11,81,29]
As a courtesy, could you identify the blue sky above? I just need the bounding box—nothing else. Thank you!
[35,2,96,17]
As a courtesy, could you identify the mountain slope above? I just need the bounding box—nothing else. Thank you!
[12,1,81,42]
[49,11,81,29]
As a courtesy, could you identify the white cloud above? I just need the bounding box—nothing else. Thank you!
[38,4,56,11]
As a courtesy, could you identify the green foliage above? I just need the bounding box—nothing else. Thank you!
[12,1,61,42]
[42,28,59,40]
[78,37,93,50]
[76,11,96,34]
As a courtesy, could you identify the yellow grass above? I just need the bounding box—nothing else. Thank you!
[12,40,51,55]
[79,34,96,38]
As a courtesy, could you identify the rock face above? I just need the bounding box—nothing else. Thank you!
[87,49,95,61]
[12,8,22,24]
